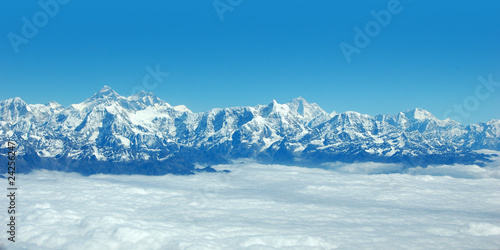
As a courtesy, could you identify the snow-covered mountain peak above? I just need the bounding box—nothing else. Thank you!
[0,97,30,121]
[403,108,435,121]
[100,85,113,92]
[487,119,500,125]
[2,97,26,106]
[261,99,291,117]
[89,85,122,101]
[173,105,192,113]
[486,120,500,136]
[129,90,158,100]
[46,101,63,109]
[130,90,150,99]
[26,101,64,121]
[290,96,307,103]
[287,96,308,111]
[263,99,278,111]
[127,90,167,108]
[340,111,370,119]
[0,88,498,175]
[285,97,331,127]
[288,97,307,114]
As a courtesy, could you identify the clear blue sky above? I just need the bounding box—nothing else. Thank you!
[1,0,499,124]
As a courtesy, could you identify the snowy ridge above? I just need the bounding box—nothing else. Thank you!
[1,86,498,175]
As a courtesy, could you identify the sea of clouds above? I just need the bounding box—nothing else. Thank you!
[1,152,500,249]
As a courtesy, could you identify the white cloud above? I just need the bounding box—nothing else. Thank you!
[1,162,500,249]
[407,164,500,179]
[321,150,500,179]
[320,161,404,175]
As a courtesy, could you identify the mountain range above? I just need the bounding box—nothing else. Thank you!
[1,86,498,175]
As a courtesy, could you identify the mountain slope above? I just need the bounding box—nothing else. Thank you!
[1,86,498,175]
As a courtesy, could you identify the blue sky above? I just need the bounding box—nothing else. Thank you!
[1,0,499,124]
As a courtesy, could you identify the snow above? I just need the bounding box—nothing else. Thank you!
[293,145,306,152]
[129,106,169,126]
[70,103,86,111]
[309,139,324,146]
[385,147,398,156]
[88,131,99,142]
[67,150,82,158]
[1,85,499,170]
[30,135,42,140]
[3,162,500,249]
[285,97,330,123]
[412,108,433,120]
[173,105,192,113]
[262,137,281,150]
[104,102,124,115]
[92,146,106,160]
[373,137,383,144]
[37,150,51,157]
[47,101,62,109]
[116,135,131,148]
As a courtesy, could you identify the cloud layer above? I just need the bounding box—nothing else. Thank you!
[2,161,500,249]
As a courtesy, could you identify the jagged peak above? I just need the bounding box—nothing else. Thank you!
[46,101,62,109]
[0,97,28,110]
[127,90,165,105]
[335,111,373,122]
[487,119,500,126]
[266,99,280,110]
[286,96,329,118]
[260,99,290,117]
[0,97,30,120]
[130,90,154,98]
[287,97,306,115]
[89,85,121,100]
[270,99,293,111]
[341,111,364,116]
[173,105,192,113]
[2,97,26,104]
[403,108,435,121]
[290,96,307,103]
[100,85,113,92]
